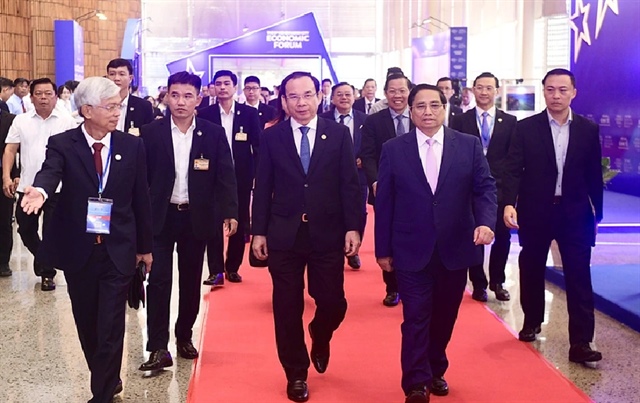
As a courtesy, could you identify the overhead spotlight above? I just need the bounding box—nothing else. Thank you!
[75,10,107,22]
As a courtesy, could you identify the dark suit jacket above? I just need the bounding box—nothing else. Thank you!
[198,96,214,109]
[447,104,463,126]
[360,108,414,204]
[125,94,154,131]
[34,127,153,275]
[353,97,380,114]
[268,98,279,109]
[374,128,497,271]
[141,117,238,239]
[450,108,517,202]
[254,102,277,129]
[502,110,603,247]
[319,109,368,186]
[197,102,261,192]
[252,117,362,251]
[0,110,18,178]
[0,100,8,113]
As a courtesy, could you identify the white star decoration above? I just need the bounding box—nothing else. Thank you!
[570,0,592,63]
[595,0,619,39]
[185,59,205,78]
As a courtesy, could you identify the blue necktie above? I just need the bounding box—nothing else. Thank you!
[481,111,490,148]
[300,126,311,174]
[396,114,405,136]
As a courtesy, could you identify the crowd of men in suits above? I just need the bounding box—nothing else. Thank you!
[2,61,603,403]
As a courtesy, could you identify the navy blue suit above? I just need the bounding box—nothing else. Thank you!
[375,127,496,393]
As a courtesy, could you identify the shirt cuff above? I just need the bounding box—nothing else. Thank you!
[35,187,49,201]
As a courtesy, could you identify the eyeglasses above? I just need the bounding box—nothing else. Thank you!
[92,103,123,113]
[411,102,444,114]
[286,92,317,103]
[33,91,55,97]
[386,88,408,96]
[244,86,260,91]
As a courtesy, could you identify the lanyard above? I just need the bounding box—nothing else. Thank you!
[97,140,112,198]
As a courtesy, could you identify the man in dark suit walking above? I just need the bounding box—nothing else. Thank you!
[20,76,153,402]
[198,69,261,286]
[450,72,517,302]
[320,81,368,270]
[139,72,238,371]
[436,77,463,127]
[0,107,16,276]
[251,71,361,402]
[503,68,604,365]
[106,58,154,133]
[375,84,496,403]
[353,78,380,115]
[243,75,277,129]
[361,73,414,307]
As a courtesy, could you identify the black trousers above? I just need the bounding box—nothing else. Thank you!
[146,208,206,351]
[468,202,512,289]
[268,223,347,381]
[0,193,14,264]
[372,202,398,293]
[65,244,132,403]
[15,192,58,278]
[396,249,468,394]
[519,203,595,345]
[206,187,250,275]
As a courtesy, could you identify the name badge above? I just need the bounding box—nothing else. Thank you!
[128,127,140,136]
[235,126,248,141]
[86,197,113,234]
[194,158,210,170]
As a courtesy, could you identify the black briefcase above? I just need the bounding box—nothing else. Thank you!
[128,261,147,309]
[248,236,268,268]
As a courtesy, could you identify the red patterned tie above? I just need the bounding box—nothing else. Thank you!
[92,143,104,177]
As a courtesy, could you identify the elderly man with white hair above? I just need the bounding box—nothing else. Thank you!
[20,76,153,403]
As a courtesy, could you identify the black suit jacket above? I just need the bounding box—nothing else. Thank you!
[319,109,368,186]
[360,108,414,204]
[198,96,214,109]
[125,94,154,131]
[252,117,361,251]
[502,110,603,246]
[0,110,18,178]
[0,100,8,113]
[447,104,463,127]
[253,102,277,129]
[197,102,261,192]
[34,127,153,275]
[450,108,517,203]
[353,97,380,114]
[141,117,238,239]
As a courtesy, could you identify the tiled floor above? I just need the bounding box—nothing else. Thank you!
[0,228,638,402]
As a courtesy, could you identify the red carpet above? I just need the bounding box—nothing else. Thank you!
[187,214,591,402]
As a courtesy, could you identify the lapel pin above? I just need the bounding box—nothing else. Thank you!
[321,134,327,140]
[259,112,263,116]
[115,154,122,161]
[197,130,203,136]
[130,107,134,111]
[236,110,241,115]
[498,118,502,122]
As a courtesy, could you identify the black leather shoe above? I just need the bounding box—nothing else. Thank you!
[569,343,602,363]
[347,254,361,269]
[176,340,199,359]
[430,376,449,396]
[489,283,511,301]
[0,263,11,277]
[226,272,242,283]
[203,273,224,287]
[139,349,173,371]
[286,379,309,402]
[405,386,429,403]
[471,288,488,302]
[41,277,56,291]
[518,325,542,342]
[308,324,330,374]
[383,292,400,307]
[113,380,123,396]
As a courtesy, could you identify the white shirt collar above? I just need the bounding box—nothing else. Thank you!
[81,124,112,149]
[291,115,318,132]
[333,108,353,120]
[170,115,196,134]
[475,105,496,118]
[416,125,445,146]
[547,108,573,126]
[389,107,410,119]
[29,107,63,120]
[220,102,235,116]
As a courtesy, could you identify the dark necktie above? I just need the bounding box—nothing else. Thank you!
[92,143,104,178]
[338,114,348,125]
[299,126,311,174]
[367,103,372,114]
[395,114,405,136]
[21,99,26,113]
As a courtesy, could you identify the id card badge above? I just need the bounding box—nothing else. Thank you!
[235,126,248,141]
[86,197,113,234]
[194,157,210,170]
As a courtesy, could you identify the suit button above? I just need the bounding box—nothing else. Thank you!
[433,201,438,206]
[304,184,309,188]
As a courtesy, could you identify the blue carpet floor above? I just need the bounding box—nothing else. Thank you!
[546,264,640,332]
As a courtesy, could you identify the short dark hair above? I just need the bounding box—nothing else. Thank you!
[107,58,133,75]
[542,68,576,87]
[13,78,29,86]
[473,72,499,88]
[0,77,14,89]
[408,84,447,107]
[168,71,201,93]
[386,67,403,77]
[436,77,452,86]
[331,82,355,97]
[244,75,260,86]
[363,78,376,87]
[131,84,138,92]
[321,78,332,85]
[384,74,411,91]
[260,86,271,94]
[280,72,320,100]
[212,70,238,86]
[29,78,56,96]
[57,84,71,97]
[64,80,80,91]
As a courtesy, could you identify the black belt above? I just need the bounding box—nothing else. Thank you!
[171,203,190,211]
[553,196,562,205]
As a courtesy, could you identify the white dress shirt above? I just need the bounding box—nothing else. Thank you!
[220,103,235,154]
[169,117,195,203]
[116,95,130,132]
[291,116,318,156]
[416,126,444,180]
[82,126,112,191]
[548,109,572,196]
[5,108,77,192]
[333,108,354,141]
